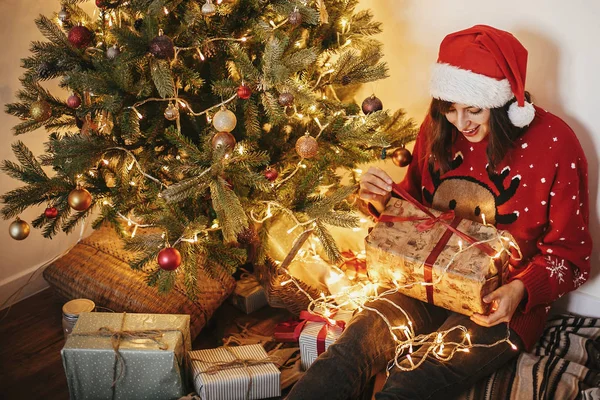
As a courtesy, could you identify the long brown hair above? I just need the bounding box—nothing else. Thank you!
[427,93,532,174]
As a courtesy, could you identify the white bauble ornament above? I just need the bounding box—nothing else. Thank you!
[212,108,237,132]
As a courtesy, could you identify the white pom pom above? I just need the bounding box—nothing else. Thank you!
[508,101,535,128]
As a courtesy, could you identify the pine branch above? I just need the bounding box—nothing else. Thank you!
[242,99,261,141]
[209,177,248,244]
[313,221,341,263]
[261,92,285,125]
[150,59,176,98]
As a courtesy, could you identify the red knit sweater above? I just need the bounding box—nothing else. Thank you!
[374,107,591,351]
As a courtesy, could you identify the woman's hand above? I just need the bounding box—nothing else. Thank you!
[358,167,394,213]
[470,280,527,327]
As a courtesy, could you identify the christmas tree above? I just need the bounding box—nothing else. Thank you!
[2,0,415,297]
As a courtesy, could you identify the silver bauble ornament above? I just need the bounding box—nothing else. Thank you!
[106,45,120,60]
[164,103,179,121]
[212,108,237,132]
[201,0,217,16]
[9,217,30,241]
[58,8,70,23]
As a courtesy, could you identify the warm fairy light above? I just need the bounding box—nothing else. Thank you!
[300,164,307,169]
[238,145,245,155]
[508,340,518,350]
[352,227,361,232]
[240,36,247,42]
[465,332,472,346]
[458,240,463,252]
[406,354,415,368]
[269,20,277,28]
[197,49,206,61]
[163,6,169,14]
[133,108,143,119]
[344,39,352,46]
[280,279,293,286]
[340,18,347,28]
[88,170,95,177]
[131,225,138,238]
[310,105,317,112]
[102,159,109,165]
[296,113,304,119]
[129,181,136,186]
[353,168,363,175]
[127,160,135,171]
[211,221,219,229]
[162,166,169,171]
[102,200,110,205]
[295,41,302,48]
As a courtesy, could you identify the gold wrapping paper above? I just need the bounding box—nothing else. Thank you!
[365,198,511,315]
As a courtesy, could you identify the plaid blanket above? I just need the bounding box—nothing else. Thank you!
[458,314,600,400]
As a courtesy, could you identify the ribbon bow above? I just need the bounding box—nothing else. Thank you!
[415,210,455,232]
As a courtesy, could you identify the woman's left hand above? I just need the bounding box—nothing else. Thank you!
[470,280,527,327]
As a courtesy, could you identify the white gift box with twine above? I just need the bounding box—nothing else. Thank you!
[189,344,281,400]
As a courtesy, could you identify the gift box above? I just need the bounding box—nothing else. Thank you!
[189,344,281,400]
[61,312,191,400]
[298,310,354,370]
[365,190,512,316]
[229,274,269,314]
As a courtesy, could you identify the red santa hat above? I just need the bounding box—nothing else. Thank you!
[430,25,535,128]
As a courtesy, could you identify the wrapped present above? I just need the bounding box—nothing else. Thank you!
[339,250,368,282]
[298,310,354,370]
[365,183,512,316]
[229,273,268,314]
[189,344,281,400]
[273,318,306,343]
[61,312,191,400]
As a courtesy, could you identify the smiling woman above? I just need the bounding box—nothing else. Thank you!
[289,24,592,400]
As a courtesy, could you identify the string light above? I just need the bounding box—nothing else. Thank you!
[273,224,519,373]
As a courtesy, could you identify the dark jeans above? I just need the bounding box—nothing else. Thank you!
[286,292,523,400]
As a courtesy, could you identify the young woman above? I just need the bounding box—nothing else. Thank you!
[286,25,591,399]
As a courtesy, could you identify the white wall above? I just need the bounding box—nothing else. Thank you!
[2,0,600,314]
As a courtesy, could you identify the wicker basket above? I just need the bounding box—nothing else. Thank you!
[43,224,235,339]
[254,229,322,315]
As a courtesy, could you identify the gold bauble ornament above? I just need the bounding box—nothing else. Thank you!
[295,135,318,159]
[9,217,30,240]
[30,100,52,121]
[164,102,179,121]
[391,147,412,167]
[68,187,93,211]
[212,108,237,132]
[211,131,237,151]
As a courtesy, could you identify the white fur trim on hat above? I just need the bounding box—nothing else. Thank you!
[430,63,513,108]
[508,101,535,127]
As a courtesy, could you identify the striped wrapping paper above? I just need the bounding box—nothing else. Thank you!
[190,344,281,400]
[229,276,269,314]
[299,310,354,370]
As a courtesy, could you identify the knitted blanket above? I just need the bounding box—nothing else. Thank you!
[458,315,600,400]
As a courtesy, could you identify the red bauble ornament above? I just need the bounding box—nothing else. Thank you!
[361,95,383,115]
[264,168,278,181]
[67,94,81,109]
[44,206,59,218]
[237,84,252,100]
[68,26,93,49]
[391,147,412,167]
[157,247,181,270]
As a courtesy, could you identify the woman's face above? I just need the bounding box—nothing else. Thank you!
[444,103,491,143]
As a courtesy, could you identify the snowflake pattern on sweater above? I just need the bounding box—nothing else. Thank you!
[397,107,592,350]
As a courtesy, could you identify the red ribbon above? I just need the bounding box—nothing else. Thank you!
[377,183,499,305]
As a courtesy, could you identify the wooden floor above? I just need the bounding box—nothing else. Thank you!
[0,288,293,399]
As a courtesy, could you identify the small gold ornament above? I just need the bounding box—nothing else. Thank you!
[212,107,237,132]
[30,100,52,121]
[68,187,93,211]
[164,102,179,121]
[9,217,30,240]
[295,135,318,159]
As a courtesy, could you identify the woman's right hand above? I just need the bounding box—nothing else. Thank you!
[358,167,393,213]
